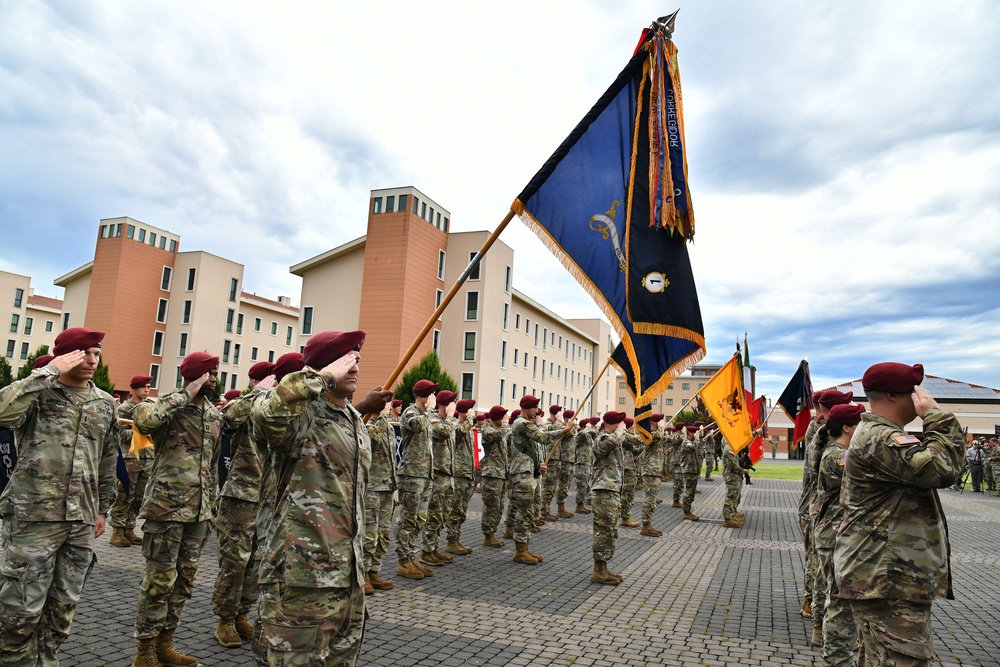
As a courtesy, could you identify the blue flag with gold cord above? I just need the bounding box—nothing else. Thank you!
[513,28,704,442]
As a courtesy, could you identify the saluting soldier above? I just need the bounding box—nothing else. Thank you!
[797,390,828,619]
[618,418,641,527]
[110,374,155,548]
[395,380,438,580]
[554,409,577,519]
[721,436,745,529]
[446,399,477,556]
[501,409,521,540]
[675,426,702,521]
[480,405,510,547]
[590,412,642,585]
[539,404,564,522]
[639,414,666,537]
[421,390,457,567]
[574,418,596,514]
[670,421,687,506]
[363,399,400,594]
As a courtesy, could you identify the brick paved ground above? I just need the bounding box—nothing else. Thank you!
[61,469,998,666]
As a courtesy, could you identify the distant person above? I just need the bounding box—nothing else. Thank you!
[966,441,986,493]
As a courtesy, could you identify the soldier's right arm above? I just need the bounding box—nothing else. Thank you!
[875,409,966,488]
[593,432,614,461]
[401,405,432,434]
[252,369,326,453]
[0,366,58,427]
[134,389,193,435]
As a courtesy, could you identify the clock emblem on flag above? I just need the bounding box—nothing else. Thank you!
[642,272,669,293]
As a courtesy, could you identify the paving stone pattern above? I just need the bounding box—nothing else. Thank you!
[58,471,998,665]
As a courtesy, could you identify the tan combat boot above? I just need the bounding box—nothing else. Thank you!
[445,540,472,555]
[503,525,514,539]
[557,503,574,519]
[369,571,394,590]
[591,560,619,585]
[432,548,454,563]
[110,527,132,548]
[125,528,143,545]
[513,542,538,565]
[525,545,544,562]
[363,575,375,595]
[214,619,242,648]
[419,551,443,566]
[811,624,823,646]
[722,517,740,528]
[640,522,661,537]
[682,510,700,521]
[800,600,813,617]
[656,498,664,504]
[154,629,199,667]
[396,559,424,580]
[132,638,161,667]
[705,474,713,481]
[542,510,558,522]
[413,559,434,577]
[483,534,505,548]
[635,480,644,490]
[621,518,640,527]
[233,614,254,640]
[575,503,591,515]
[607,565,624,583]
[670,501,682,508]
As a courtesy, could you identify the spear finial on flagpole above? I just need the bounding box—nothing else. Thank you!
[651,9,680,37]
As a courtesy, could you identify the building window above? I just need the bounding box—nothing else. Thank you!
[254,317,261,332]
[501,340,507,368]
[137,228,146,242]
[421,202,427,219]
[429,207,435,226]
[9,314,18,333]
[233,343,241,366]
[23,317,32,336]
[543,327,547,350]
[127,224,135,239]
[156,299,168,324]
[226,308,235,333]
[159,236,166,249]
[523,351,528,366]
[413,196,419,214]
[13,288,24,308]
[148,232,157,247]
[61,313,70,331]
[619,381,626,389]
[152,331,164,356]
[222,340,231,364]
[219,371,228,391]
[169,239,177,253]
[499,378,506,405]
[373,197,383,213]
[681,382,691,391]
[463,332,476,361]
[559,335,563,350]
[286,326,293,346]
[534,324,539,347]
[443,217,449,233]
[437,211,442,228]
[502,303,509,330]
[666,398,674,406]
[515,313,521,331]
[19,342,29,360]
[435,289,443,309]
[236,313,244,335]
[115,223,123,237]
[182,300,192,324]
[267,350,275,363]
[398,194,407,211]
[385,195,395,213]
[302,307,313,335]
[618,397,626,405]
[467,252,481,280]
[4,339,13,358]
[161,267,172,291]
[270,321,277,336]
[44,320,53,333]
[513,347,519,366]
[178,332,188,357]
[668,383,674,390]
[186,267,196,291]
[250,346,258,361]
[512,383,518,400]
[149,364,160,389]
[466,292,479,320]
[461,373,474,400]
[437,251,446,281]
[230,374,238,390]
[432,329,441,354]
[505,265,512,294]
[533,356,538,380]
[229,278,239,301]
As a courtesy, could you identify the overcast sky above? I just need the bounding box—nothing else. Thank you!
[2,1,998,399]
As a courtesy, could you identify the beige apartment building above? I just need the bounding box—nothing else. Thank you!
[612,363,725,418]
[1,270,63,375]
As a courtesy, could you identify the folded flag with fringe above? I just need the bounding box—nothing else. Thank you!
[512,26,704,442]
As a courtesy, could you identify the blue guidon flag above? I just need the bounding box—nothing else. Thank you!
[512,25,704,442]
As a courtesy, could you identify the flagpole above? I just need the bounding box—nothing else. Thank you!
[666,391,701,424]
[363,209,517,422]
[542,356,613,466]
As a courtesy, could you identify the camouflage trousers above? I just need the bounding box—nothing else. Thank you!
[678,471,699,512]
[503,477,516,530]
[259,582,365,667]
[423,473,455,552]
[575,465,592,506]
[134,519,212,640]
[591,489,621,562]
[541,460,560,509]
[992,460,1000,491]
[480,477,506,536]
[363,490,394,574]
[213,497,260,620]
[620,469,637,521]
[704,453,716,475]
[447,477,476,542]
[810,528,828,633]
[640,475,661,523]
[395,476,432,563]
[985,460,996,491]
[555,459,574,504]
[817,549,857,667]
[510,473,538,544]
[672,465,683,503]
[0,520,96,667]
[109,456,152,530]
[722,475,742,520]
[799,515,815,604]
[850,598,934,666]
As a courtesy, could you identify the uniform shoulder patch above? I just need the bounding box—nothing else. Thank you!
[839,451,847,467]
[892,435,920,446]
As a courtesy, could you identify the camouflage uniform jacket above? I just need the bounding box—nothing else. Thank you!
[574,426,595,468]
[219,386,267,502]
[677,437,701,474]
[135,389,223,523]
[365,413,396,493]
[797,416,822,517]
[592,429,643,491]
[398,404,433,478]
[557,422,576,465]
[479,422,508,479]
[430,413,455,476]
[118,398,155,461]
[544,418,565,463]
[835,409,964,603]
[663,432,681,466]
[620,429,641,471]
[640,429,665,476]
[812,442,847,552]
[721,446,741,483]
[252,368,371,589]
[0,368,117,524]
[510,418,557,477]
[453,416,476,479]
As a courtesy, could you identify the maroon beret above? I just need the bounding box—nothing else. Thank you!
[828,403,866,426]
[488,405,508,421]
[549,404,562,414]
[817,390,853,408]
[510,409,521,421]
[624,417,634,428]
[862,362,925,393]
[686,425,699,433]
[391,399,402,409]
[602,411,626,425]
[224,390,242,401]
[436,390,456,406]
[817,414,826,424]
[180,352,219,381]
[302,330,365,369]
[812,390,827,404]
[520,395,540,410]
[53,327,105,356]
[694,421,704,427]
[476,413,487,421]
[413,380,439,398]
[129,374,154,389]
[273,352,304,381]
[563,410,575,419]
[248,361,275,381]
[456,399,476,413]
[32,355,55,370]
[674,421,686,428]
[650,413,664,422]
[665,425,676,432]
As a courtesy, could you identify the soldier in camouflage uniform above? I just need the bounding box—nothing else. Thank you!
[554,409,577,519]
[590,412,642,585]
[252,330,390,667]
[480,406,509,547]
[363,399,400,594]
[422,391,457,566]
[700,427,717,481]
[395,380,438,580]
[660,424,677,482]
[501,409,520,539]
[676,426,702,520]
[110,374,155,548]
[721,438,744,528]
[836,363,964,667]
[670,422,687,506]
[639,415,666,537]
[619,418,641,527]
[982,438,996,492]
[797,392,825,619]
[0,330,117,667]
[989,438,1000,497]
[813,404,863,666]
[539,405,564,522]
[132,351,223,667]
[211,361,275,648]
[574,418,596,514]
[446,400,477,556]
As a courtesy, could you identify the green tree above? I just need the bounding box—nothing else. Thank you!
[0,357,13,390]
[15,344,50,381]
[393,351,458,406]
[93,360,115,395]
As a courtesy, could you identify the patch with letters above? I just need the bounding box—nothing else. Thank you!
[893,435,920,446]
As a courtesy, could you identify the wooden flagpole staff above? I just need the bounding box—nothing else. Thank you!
[542,356,613,466]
